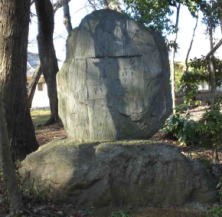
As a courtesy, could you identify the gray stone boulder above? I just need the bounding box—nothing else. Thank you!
[57,9,172,141]
[19,139,217,208]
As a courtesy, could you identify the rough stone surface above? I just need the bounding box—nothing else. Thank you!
[57,9,172,141]
[19,139,217,208]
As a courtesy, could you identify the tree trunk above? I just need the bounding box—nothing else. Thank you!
[205,38,222,59]
[0,100,23,214]
[63,2,72,34]
[208,25,217,106]
[185,15,199,72]
[220,18,222,33]
[27,65,42,109]
[35,0,59,124]
[212,147,219,164]
[0,0,38,160]
[204,2,222,56]
[171,3,181,112]
[53,0,71,12]
[218,1,222,33]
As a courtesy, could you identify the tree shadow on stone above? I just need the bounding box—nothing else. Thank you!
[85,10,152,140]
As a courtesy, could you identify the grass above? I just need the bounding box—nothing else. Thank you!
[31,109,50,127]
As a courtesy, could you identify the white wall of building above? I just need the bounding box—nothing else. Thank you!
[31,82,50,109]
[198,82,222,92]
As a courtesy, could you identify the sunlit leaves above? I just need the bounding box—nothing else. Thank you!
[124,0,175,34]
[123,0,201,34]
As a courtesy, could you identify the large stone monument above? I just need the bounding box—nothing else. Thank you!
[19,10,218,208]
[19,140,217,207]
[57,9,172,141]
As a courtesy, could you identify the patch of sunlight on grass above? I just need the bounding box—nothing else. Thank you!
[31,109,50,127]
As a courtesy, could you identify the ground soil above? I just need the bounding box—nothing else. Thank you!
[36,124,222,163]
[35,123,66,146]
[34,107,222,165]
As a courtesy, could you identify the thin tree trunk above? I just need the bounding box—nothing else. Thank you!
[0,0,38,160]
[208,25,217,106]
[205,38,222,59]
[185,15,199,72]
[27,65,42,109]
[35,0,59,124]
[63,2,72,34]
[220,17,222,33]
[171,3,181,112]
[219,1,222,33]
[0,100,23,214]
[53,0,71,12]
[205,0,222,58]
[211,0,221,164]
[212,147,219,164]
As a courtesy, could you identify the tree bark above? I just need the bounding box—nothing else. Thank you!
[218,0,222,33]
[0,0,38,160]
[185,15,199,72]
[208,24,217,106]
[27,65,42,109]
[63,2,72,34]
[35,0,59,123]
[205,38,222,59]
[204,0,222,59]
[53,0,71,12]
[0,100,23,214]
[171,3,181,112]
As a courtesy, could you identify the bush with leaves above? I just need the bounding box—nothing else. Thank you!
[163,100,222,150]
[111,210,131,217]
[198,104,222,147]
[180,57,222,105]
[199,103,222,163]
[180,70,205,105]
[206,205,222,217]
[162,106,201,145]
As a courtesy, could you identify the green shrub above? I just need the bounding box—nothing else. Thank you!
[206,205,222,217]
[111,210,131,217]
[198,105,222,147]
[163,103,222,147]
[162,111,201,145]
